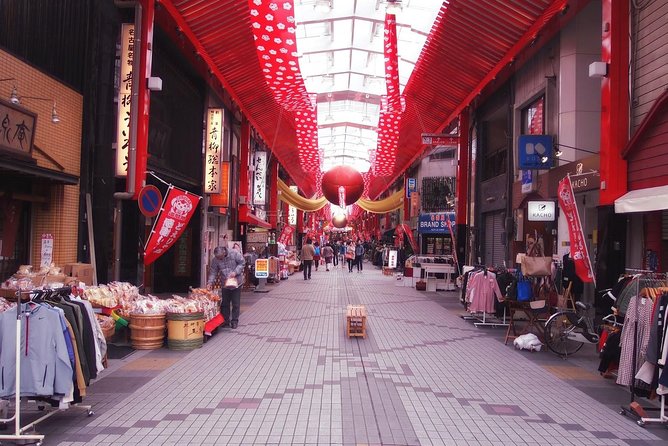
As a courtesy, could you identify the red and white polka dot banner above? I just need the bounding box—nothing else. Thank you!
[248,0,320,172]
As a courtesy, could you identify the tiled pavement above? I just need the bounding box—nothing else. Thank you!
[7,263,668,445]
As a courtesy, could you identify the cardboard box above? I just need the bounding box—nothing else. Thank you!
[64,263,95,285]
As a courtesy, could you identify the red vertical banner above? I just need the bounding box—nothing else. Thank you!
[144,186,201,265]
[558,176,595,284]
[278,225,295,246]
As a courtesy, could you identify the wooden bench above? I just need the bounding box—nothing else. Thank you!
[346,304,367,338]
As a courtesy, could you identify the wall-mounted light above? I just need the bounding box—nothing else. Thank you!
[20,96,61,124]
[588,61,608,78]
[0,78,20,104]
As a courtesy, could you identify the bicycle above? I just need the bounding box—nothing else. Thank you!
[544,301,600,356]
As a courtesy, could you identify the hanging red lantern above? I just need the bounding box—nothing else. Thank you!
[321,166,365,206]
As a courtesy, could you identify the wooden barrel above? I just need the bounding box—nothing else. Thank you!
[129,313,166,350]
[167,312,204,350]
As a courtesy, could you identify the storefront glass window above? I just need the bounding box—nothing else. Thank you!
[522,96,545,135]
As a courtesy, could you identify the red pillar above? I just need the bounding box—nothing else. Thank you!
[133,0,154,197]
[599,0,629,205]
[269,158,279,229]
[456,110,469,225]
[455,110,470,266]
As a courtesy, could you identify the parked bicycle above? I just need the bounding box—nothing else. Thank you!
[544,301,600,356]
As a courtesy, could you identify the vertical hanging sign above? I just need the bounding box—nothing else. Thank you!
[205,108,223,193]
[116,23,135,177]
[557,175,595,284]
[288,185,298,225]
[253,151,267,205]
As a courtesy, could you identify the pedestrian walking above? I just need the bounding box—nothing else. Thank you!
[301,238,315,280]
[346,241,356,273]
[313,241,321,271]
[355,239,365,273]
[332,241,339,267]
[340,241,347,269]
[322,244,334,271]
[207,246,245,329]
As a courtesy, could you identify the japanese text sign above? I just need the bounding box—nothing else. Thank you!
[557,176,595,284]
[0,99,36,155]
[253,151,267,205]
[144,186,201,265]
[288,186,298,225]
[205,108,223,193]
[278,225,294,246]
[116,23,135,177]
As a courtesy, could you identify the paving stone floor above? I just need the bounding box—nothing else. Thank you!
[3,262,668,445]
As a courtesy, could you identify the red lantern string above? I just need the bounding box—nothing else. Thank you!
[248,0,320,172]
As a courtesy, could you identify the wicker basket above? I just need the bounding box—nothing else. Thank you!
[102,324,115,341]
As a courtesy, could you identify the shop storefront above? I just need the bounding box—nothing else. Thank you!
[418,212,455,255]
[615,90,668,272]
[0,50,82,277]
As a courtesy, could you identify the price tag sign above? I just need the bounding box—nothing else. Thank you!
[255,259,269,278]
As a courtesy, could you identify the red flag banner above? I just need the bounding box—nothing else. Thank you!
[278,225,295,246]
[557,176,595,284]
[144,186,201,265]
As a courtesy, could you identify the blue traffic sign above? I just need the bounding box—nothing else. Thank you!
[518,134,554,169]
[138,185,163,218]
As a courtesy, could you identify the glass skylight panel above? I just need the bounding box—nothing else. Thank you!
[294,0,443,173]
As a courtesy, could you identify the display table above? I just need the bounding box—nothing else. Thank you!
[503,300,547,345]
[421,264,456,291]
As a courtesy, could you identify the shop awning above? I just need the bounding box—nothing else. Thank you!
[0,156,78,185]
[240,208,272,229]
[614,185,668,213]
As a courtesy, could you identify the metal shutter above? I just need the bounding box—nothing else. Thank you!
[484,211,505,267]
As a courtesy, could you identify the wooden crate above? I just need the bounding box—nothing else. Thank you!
[346,304,367,338]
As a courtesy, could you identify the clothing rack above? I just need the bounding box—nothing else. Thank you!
[460,265,510,328]
[618,270,667,426]
[0,287,94,445]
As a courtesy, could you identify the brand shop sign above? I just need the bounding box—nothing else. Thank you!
[418,212,455,234]
[527,201,556,221]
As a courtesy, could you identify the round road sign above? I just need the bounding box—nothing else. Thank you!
[138,185,162,218]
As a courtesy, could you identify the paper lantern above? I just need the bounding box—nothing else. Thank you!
[321,166,365,206]
[332,214,348,228]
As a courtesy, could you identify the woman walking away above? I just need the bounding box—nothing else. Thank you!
[322,243,334,271]
[313,241,321,272]
[346,241,356,273]
[355,239,365,273]
[339,242,347,269]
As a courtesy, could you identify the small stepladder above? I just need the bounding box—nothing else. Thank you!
[562,282,576,311]
[346,304,367,338]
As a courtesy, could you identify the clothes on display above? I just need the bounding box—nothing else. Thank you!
[464,268,504,314]
[0,289,106,404]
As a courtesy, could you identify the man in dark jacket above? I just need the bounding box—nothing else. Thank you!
[207,246,245,328]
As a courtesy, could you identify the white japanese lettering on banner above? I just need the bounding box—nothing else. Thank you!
[144,186,201,265]
[253,151,267,205]
[557,176,595,284]
[288,185,298,225]
[205,108,223,193]
[116,23,135,177]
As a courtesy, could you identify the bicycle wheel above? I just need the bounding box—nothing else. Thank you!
[545,311,584,356]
